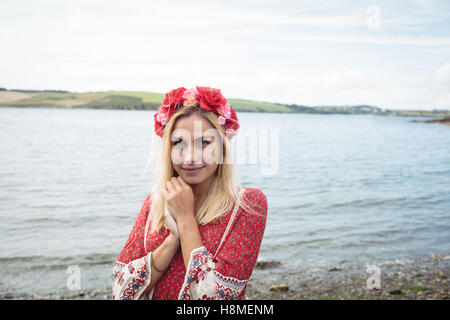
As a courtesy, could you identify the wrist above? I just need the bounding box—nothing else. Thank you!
[166,233,180,247]
[178,215,197,231]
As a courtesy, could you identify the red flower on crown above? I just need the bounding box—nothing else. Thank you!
[154,86,239,139]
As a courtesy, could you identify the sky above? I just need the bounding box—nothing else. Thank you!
[1,0,450,110]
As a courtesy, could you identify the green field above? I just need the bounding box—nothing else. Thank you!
[227,98,293,113]
[0,89,293,113]
[0,89,449,117]
[105,90,164,103]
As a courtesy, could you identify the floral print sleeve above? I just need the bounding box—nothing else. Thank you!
[112,193,155,300]
[178,188,268,300]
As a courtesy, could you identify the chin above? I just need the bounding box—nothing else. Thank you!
[181,175,205,185]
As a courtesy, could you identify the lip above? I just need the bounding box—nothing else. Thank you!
[181,166,205,174]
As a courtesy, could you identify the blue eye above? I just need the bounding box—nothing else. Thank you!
[173,140,185,148]
[172,138,210,148]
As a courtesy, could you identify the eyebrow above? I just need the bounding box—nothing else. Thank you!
[171,135,212,142]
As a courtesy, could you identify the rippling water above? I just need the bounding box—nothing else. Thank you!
[0,106,449,297]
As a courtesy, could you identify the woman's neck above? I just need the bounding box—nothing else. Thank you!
[190,175,214,211]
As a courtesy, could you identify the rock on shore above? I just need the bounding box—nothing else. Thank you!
[412,116,450,126]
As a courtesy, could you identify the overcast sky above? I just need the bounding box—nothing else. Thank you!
[1,0,450,110]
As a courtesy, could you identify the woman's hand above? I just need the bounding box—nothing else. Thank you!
[161,176,195,224]
[164,205,180,239]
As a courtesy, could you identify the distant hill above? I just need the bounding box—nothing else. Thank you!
[0,88,449,117]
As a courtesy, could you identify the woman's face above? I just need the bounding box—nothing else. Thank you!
[171,113,222,185]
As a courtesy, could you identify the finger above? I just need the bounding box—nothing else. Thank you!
[177,176,188,186]
[166,180,176,193]
[160,186,169,200]
[177,176,191,190]
[171,177,183,191]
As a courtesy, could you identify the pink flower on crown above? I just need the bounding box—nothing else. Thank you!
[182,87,199,106]
[222,104,232,119]
[156,111,169,125]
[225,128,238,139]
[218,115,226,125]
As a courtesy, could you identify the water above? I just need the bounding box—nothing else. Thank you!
[0,107,449,298]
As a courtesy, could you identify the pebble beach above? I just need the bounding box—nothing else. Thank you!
[246,254,449,300]
[1,254,448,300]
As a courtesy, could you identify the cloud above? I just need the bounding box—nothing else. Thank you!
[239,64,449,110]
[1,0,450,110]
[276,34,450,46]
[432,63,450,88]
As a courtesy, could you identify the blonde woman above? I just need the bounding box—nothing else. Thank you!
[112,86,268,300]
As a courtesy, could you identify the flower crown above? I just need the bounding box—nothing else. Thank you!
[154,86,240,140]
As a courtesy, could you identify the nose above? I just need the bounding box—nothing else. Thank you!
[182,142,203,165]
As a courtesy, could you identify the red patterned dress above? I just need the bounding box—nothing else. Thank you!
[111,187,268,300]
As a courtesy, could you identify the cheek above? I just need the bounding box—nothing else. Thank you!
[202,162,218,177]
[171,148,183,166]
[203,142,222,165]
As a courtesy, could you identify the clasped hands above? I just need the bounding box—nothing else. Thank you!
[161,176,195,240]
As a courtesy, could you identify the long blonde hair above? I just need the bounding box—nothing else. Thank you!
[147,102,258,234]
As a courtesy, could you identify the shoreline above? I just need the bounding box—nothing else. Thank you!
[411,116,450,126]
[246,255,449,300]
[1,255,448,300]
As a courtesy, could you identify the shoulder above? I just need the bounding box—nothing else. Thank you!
[136,192,153,221]
[145,192,153,205]
[243,187,267,203]
[241,187,268,213]
[142,192,153,209]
